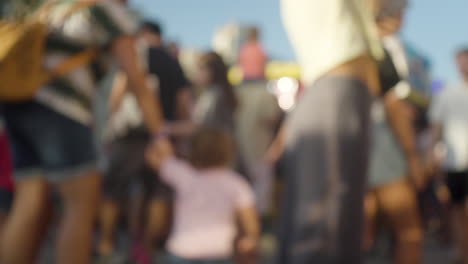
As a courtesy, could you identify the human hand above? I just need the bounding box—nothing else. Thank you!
[237,236,258,256]
[145,138,173,170]
[264,145,283,167]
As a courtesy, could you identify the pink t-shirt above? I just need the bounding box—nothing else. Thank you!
[160,158,255,259]
[239,41,266,80]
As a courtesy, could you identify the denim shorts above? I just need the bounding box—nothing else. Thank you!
[1,101,97,182]
[166,254,233,264]
[0,188,13,212]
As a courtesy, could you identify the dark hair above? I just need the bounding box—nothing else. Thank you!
[142,21,162,36]
[247,26,260,42]
[199,51,237,110]
[456,47,468,58]
[189,127,234,169]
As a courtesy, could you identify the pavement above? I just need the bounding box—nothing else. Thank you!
[36,229,454,264]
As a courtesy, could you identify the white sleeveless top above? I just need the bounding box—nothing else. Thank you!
[281,0,383,86]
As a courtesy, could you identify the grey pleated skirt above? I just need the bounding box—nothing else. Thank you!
[368,100,407,188]
[277,76,371,264]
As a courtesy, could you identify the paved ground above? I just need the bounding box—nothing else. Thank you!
[366,236,453,264]
[258,233,453,264]
[37,229,454,263]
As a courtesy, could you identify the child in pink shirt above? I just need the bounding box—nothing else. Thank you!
[146,127,259,264]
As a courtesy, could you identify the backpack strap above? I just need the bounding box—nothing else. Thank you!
[40,0,100,84]
[43,48,98,84]
[34,0,99,23]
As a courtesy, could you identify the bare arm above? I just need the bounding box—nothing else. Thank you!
[166,121,197,137]
[385,93,418,157]
[265,124,286,164]
[430,124,443,149]
[429,124,443,173]
[176,88,193,121]
[108,72,128,114]
[145,139,174,171]
[237,207,260,255]
[112,36,162,133]
[384,93,426,189]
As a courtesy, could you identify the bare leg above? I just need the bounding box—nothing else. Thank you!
[97,198,120,256]
[378,179,423,264]
[143,198,171,251]
[363,191,378,251]
[452,203,468,264]
[56,170,100,264]
[0,177,49,264]
[128,193,145,240]
[0,212,7,239]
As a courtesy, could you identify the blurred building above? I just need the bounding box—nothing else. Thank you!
[211,23,251,66]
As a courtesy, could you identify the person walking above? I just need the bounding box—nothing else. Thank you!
[0,1,163,264]
[97,21,190,264]
[236,27,282,216]
[363,2,426,263]
[429,48,468,264]
[276,0,424,263]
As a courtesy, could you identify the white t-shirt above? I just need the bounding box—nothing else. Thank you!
[104,40,158,142]
[429,82,468,171]
[281,0,383,86]
[160,158,255,259]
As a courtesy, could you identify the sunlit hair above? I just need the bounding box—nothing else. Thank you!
[199,51,237,110]
[188,127,234,170]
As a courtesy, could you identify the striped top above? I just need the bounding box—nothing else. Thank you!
[38,0,139,125]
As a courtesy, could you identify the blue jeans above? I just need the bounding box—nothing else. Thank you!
[167,254,233,264]
[1,101,96,182]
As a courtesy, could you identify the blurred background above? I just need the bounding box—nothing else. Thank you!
[131,0,468,84]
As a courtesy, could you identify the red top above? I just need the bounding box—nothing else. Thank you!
[0,132,14,192]
[239,41,266,80]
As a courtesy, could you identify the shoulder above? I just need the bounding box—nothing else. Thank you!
[90,1,139,36]
[226,171,251,191]
[224,171,255,206]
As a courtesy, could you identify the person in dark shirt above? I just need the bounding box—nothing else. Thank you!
[98,21,191,264]
[141,21,191,122]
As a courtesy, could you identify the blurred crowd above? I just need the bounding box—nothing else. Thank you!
[0,0,467,264]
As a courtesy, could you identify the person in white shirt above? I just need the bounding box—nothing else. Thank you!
[429,48,468,264]
[277,1,381,263]
[274,0,426,263]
